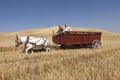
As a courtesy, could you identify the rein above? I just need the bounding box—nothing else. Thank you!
[43,38,47,44]
[27,37,44,45]
[26,36,29,43]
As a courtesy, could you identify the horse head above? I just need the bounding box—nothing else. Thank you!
[15,35,22,47]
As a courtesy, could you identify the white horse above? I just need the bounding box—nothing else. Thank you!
[15,35,50,54]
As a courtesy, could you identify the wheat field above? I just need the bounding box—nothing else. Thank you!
[0,27,120,80]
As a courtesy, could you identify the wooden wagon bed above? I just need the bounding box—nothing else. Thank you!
[52,31,102,49]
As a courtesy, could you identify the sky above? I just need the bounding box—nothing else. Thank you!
[0,0,120,33]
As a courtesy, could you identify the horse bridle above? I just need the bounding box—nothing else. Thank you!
[15,35,22,45]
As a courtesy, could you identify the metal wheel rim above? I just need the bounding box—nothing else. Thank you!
[92,40,101,49]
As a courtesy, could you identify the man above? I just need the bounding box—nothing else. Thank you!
[63,24,72,32]
[57,26,64,34]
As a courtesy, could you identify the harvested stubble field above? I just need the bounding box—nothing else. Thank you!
[0,27,120,80]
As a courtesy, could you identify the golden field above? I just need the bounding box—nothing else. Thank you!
[0,27,120,80]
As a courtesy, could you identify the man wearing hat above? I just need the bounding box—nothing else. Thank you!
[63,24,72,32]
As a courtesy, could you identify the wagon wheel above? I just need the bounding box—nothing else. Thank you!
[92,40,101,49]
[60,44,69,49]
[60,44,65,49]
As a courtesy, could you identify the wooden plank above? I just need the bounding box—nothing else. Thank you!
[52,31,102,46]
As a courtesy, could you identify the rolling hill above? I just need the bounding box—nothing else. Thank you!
[0,26,119,47]
[0,27,120,80]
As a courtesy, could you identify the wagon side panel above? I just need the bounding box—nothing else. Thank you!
[52,33,66,45]
[81,33,90,44]
[88,32,102,44]
[95,33,102,41]
[52,32,102,47]
[64,34,83,45]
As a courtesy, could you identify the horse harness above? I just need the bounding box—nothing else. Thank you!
[26,36,47,46]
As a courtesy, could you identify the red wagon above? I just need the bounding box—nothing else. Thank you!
[52,31,102,49]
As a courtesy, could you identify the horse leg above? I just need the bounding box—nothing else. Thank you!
[46,47,50,51]
[43,46,49,52]
[31,49,34,53]
[44,40,50,52]
[25,43,33,54]
[23,43,27,53]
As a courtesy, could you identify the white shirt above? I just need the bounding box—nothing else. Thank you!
[63,26,72,32]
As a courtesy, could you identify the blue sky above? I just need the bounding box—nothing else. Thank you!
[0,0,120,33]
